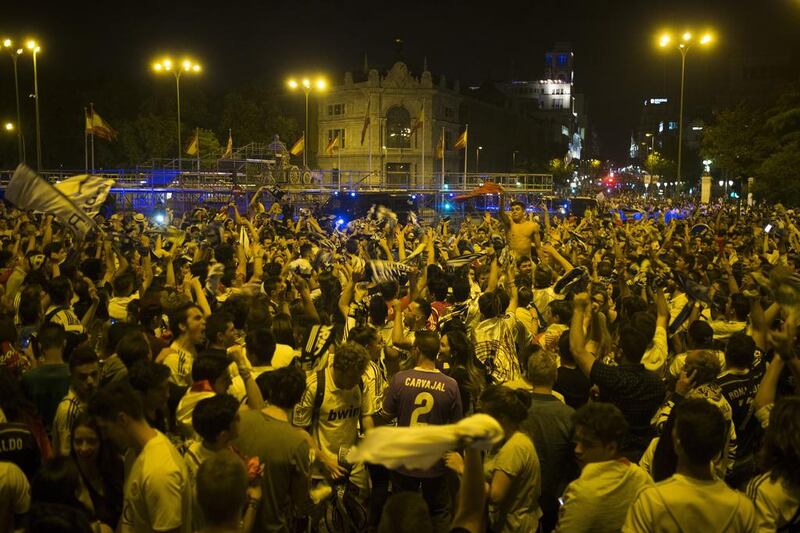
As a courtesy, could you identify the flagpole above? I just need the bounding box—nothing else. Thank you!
[90,103,96,174]
[420,100,425,187]
[441,126,445,188]
[463,124,468,186]
[196,127,200,177]
[84,107,89,174]
[368,96,372,174]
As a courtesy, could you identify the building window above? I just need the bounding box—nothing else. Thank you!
[668,121,678,130]
[545,54,553,65]
[328,128,346,149]
[327,103,346,116]
[553,99,564,109]
[444,131,452,148]
[386,106,411,148]
[558,54,569,65]
[444,106,454,119]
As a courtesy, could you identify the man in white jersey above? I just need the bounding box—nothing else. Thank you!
[90,380,192,533]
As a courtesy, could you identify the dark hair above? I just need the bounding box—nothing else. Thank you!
[193,394,240,443]
[105,323,139,356]
[510,200,525,210]
[368,296,389,326]
[18,285,43,325]
[69,412,124,504]
[127,360,171,392]
[673,398,727,465]
[378,280,399,301]
[518,285,533,308]
[349,325,379,348]
[256,365,306,409]
[116,331,151,368]
[631,312,656,343]
[444,329,484,401]
[479,385,531,425]
[112,272,137,297]
[572,402,628,446]
[205,311,234,346]
[191,355,232,383]
[69,345,98,371]
[429,277,449,302]
[549,300,573,324]
[617,325,648,363]
[196,450,248,526]
[0,366,37,422]
[478,292,500,319]
[724,332,756,370]
[245,327,276,367]
[88,381,145,422]
[25,503,95,533]
[414,331,440,362]
[651,411,679,482]
[414,298,432,322]
[558,330,574,364]
[684,350,723,386]
[730,293,750,321]
[271,313,295,347]
[332,342,369,374]
[47,277,73,306]
[169,302,201,339]
[31,456,88,513]
[760,396,800,490]
[37,322,66,352]
[451,275,471,302]
[687,320,714,348]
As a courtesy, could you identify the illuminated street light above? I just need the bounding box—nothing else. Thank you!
[2,37,25,163]
[656,29,715,184]
[287,76,327,168]
[152,55,203,171]
[4,122,14,132]
[26,39,43,171]
[476,146,483,172]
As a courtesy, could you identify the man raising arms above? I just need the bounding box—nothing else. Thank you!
[499,192,541,258]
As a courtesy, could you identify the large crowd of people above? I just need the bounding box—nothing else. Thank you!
[0,184,798,533]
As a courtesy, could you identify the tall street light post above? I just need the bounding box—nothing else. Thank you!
[153,56,202,172]
[658,31,713,184]
[287,77,326,169]
[2,38,25,164]
[26,40,42,171]
[476,146,483,173]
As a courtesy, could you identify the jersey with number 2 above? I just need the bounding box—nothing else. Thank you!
[382,368,463,428]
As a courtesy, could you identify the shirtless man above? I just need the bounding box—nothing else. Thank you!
[499,193,541,258]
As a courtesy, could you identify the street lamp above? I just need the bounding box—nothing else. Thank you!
[287,76,326,169]
[152,55,202,171]
[3,122,13,132]
[512,150,519,169]
[658,29,714,183]
[2,38,25,163]
[476,146,483,173]
[26,39,42,171]
[644,132,655,152]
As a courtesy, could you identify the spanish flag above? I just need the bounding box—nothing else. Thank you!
[186,133,199,156]
[454,128,467,150]
[325,135,339,156]
[436,130,444,160]
[86,109,117,141]
[222,130,233,158]
[290,135,304,156]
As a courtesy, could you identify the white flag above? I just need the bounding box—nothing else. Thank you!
[54,174,115,216]
[5,165,99,238]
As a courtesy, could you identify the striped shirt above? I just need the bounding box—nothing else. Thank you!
[52,389,84,456]
[45,305,85,335]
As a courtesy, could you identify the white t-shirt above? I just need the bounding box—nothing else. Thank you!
[642,325,668,372]
[271,344,298,368]
[0,461,30,533]
[746,471,800,532]
[108,291,140,321]
[163,345,195,388]
[176,389,216,441]
[293,366,370,462]
[52,388,84,457]
[623,473,757,533]
[557,459,653,533]
[121,431,192,533]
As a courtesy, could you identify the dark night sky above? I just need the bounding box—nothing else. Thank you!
[2,0,799,163]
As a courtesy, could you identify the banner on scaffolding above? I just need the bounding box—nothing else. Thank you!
[6,165,99,238]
